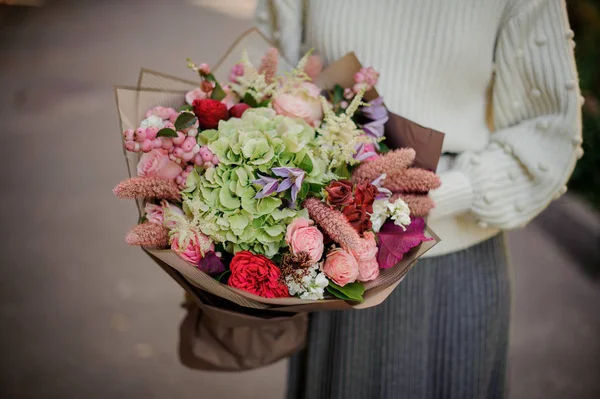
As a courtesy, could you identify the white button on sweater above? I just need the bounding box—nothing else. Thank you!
[256,0,582,257]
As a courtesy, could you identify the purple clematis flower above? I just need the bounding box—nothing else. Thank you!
[272,167,305,203]
[253,174,279,198]
[371,173,392,199]
[362,97,388,120]
[362,116,389,139]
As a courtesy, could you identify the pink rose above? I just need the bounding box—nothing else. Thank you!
[285,217,324,264]
[171,231,214,265]
[137,149,183,180]
[349,232,380,282]
[185,87,207,105]
[144,203,164,225]
[323,248,359,287]
[272,82,323,127]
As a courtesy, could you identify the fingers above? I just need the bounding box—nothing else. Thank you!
[392,193,435,217]
[384,168,441,192]
[352,148,416,183]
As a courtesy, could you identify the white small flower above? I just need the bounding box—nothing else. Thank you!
[140,115,165,129]
[388,197,411,230]
[370,199,389,232]
[285,265,329,300]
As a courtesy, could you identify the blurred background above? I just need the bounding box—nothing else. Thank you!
[0,0,598,398]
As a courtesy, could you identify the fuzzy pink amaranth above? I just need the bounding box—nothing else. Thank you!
[125,222,169,247]
[303,55,323,80]
[352,148,416,183]
[258,47,279,84]
[392,193,436,217]
[303,198,363,250]
[113,177,181,201]
[385,169,441,193]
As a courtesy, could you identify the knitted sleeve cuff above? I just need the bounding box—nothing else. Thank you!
[428,170,474,221]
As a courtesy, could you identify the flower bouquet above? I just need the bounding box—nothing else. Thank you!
[113,29,443,370]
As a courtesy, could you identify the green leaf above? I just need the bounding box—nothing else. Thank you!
[298,182,310,201]
[178,104,193,112]
[215,270,231,283]
[211,83,226,101]
[378,141,391,154]
[298,154,314,173]
[204,73,217,83]
[332,84,344,105]
[326,281,365,302]
[157,128,177,138]
[333,163,351,179]
[174,112,197,130]
[308,182,325,193]
[243,92,259,108]
[257,99,271,108]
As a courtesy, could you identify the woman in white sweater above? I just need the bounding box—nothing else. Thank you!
[256,0,582,398]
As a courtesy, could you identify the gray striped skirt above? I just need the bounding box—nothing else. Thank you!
[287,234,510,399]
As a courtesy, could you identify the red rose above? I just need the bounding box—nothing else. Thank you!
[354,182,378,211]
[227,251,289,298]
[342,204,372,234]
[325,180,354,206]
[193,98,230,129]
[229,103,252,119]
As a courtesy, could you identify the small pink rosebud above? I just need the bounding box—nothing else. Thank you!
[199,146,213,162]
[341,101,349,108]
[343,88,354,100]
[145,126,159,140]
[169,114,178,124]
[185,165,194,172]
[173,147,184,158]
[172,131,186,146]
[134,128,146,142]
[167,107,179,118]
[124,140,137,152]
[163,122,175,130]
[353,82,368,94]
[161,138,173,150]
[194,154,203,165]
[153,138,163,148]
[141,139,154,152]
[354,71,366,83]
[123,128,134,141]
[182,151,195,162]
[211,155,219,165]
[198,63,210,75]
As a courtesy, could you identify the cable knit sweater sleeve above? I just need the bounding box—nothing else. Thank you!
[430,0,582,228]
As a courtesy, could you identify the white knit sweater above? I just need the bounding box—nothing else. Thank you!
[256,0,582,257]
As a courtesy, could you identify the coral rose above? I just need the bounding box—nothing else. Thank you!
[322,248,359,287]
[171,231,215,265]
[325,180,354,206]
[228,251,289,298]
[349,232,380,282]
[137,149,183,180]
[285,217,324,264]
[193,98,230,129]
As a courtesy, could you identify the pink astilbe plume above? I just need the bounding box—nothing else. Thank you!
[113,177,181,201]
[303,55,322,80]
[303,198,363,250]
[385,168,441,193]
[258,47,279,83]
[392,193,436,217]
[125,222,169,248]
[351,148,416,183]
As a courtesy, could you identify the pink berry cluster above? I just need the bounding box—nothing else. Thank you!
[352,67,380,94]
[122,105,220,173]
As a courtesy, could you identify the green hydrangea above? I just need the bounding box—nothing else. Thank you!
[183,108,325,258]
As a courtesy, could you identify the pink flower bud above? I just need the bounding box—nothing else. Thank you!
[211,155,219,165]
[182,151,195,162]
[161,138,174,150]
[185,165,194,172]
[203,161,213,169]
[141,139,154,152]
[198,63,210,75]
[353,82,368,94]
[167,107,178,118]
[181,136,196,152]
[343,88,354,100]
[172,131,186,146]
[198,146,213,162]
[124,140,137,152]
[153,138,163,148]
[175,176,183,185]
[173,147,184,158]
[341,101,349,108]
[201,80,214,93]
[145,126,159,140]
[192,144,200,154]
[354,71,366,83]
[123,129,134,141]
[163,122,175,130]
[134,128,146,142]
[194,154,203,165]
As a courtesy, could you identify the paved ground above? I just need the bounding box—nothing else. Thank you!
[0,1,598,398]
